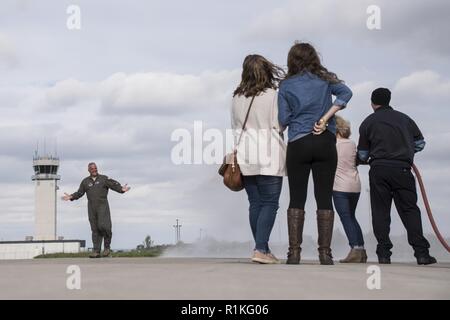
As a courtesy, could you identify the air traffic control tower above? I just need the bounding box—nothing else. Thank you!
[32,152,60,241]
[0,151,85,259]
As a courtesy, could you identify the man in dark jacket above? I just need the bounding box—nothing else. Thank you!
[358,88,436,265]
[62,162,130,258]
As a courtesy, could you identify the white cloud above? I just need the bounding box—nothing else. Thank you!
[345,81,377,120]
[245,0,450,57]
[246,0,362,40]
[338,71,450,134]
[40,70,240,116]
[46,78,96,107]
[0,33,18,69]
[0,69,239,160]
[100,71,239,115]
[394,70,450,98]
[390,70,450,133]
[0,183,34,224]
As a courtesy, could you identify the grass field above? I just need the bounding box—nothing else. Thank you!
[34,246,167,258]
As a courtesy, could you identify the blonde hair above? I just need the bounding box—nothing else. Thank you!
[335,115,351,138]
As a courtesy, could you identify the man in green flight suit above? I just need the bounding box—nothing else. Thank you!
[62,162,131,258]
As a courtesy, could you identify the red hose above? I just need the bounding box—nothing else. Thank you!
[412,163,450,253]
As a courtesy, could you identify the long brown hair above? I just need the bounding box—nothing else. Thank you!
[234,54,285,98]
[286,42,341,84]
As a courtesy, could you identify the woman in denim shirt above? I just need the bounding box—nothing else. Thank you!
[278,42,353,265]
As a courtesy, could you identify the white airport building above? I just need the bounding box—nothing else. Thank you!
[0,152,85,259]
[0,240,85,260]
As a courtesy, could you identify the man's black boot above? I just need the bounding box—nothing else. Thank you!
[417,255,437,265]
[378,257,391,264]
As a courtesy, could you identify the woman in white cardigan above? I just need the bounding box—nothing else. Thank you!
[231,55,287,264]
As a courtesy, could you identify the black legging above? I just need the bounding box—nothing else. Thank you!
[286,131,337,210]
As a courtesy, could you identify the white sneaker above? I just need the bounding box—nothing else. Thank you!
[251,250,278,264]
[267,252,280,264]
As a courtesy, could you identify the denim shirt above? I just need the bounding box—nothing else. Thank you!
[278,72,353,142]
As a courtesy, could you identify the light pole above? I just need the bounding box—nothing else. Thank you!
[173,219,182,244]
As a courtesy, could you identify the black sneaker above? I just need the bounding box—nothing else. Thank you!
[378,257,391,264]
[417,256,437,265]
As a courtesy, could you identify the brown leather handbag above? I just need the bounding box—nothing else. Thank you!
[219,96,255,191]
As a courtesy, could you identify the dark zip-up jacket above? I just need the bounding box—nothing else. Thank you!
[357,105,425,167]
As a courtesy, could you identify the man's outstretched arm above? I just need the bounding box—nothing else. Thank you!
[106,177,130,194]
[62,181,86,201]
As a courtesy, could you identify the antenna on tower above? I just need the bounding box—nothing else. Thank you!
[34,141,38,158]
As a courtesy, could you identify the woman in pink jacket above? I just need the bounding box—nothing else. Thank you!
[333,116,367,263]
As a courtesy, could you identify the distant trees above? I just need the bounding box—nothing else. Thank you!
[144,235,154,249]
[135,235,154,251]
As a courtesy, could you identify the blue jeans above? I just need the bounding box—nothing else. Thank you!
[332,191,364,248]
[243,175,283,253]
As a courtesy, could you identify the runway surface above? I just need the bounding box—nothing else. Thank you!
[0,257,448,299]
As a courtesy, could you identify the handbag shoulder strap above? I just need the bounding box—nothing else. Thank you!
[236,95,256,148]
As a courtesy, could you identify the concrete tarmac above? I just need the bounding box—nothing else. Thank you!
[0,257,449,299]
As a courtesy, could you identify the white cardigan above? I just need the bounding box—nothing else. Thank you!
[231,88,287,176]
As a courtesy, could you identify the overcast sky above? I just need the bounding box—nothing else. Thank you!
[0,0,449,250]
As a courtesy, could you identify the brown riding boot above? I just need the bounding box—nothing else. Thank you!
[339,248,367,263]
[317,210,334,265]
[286,208,305,264]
